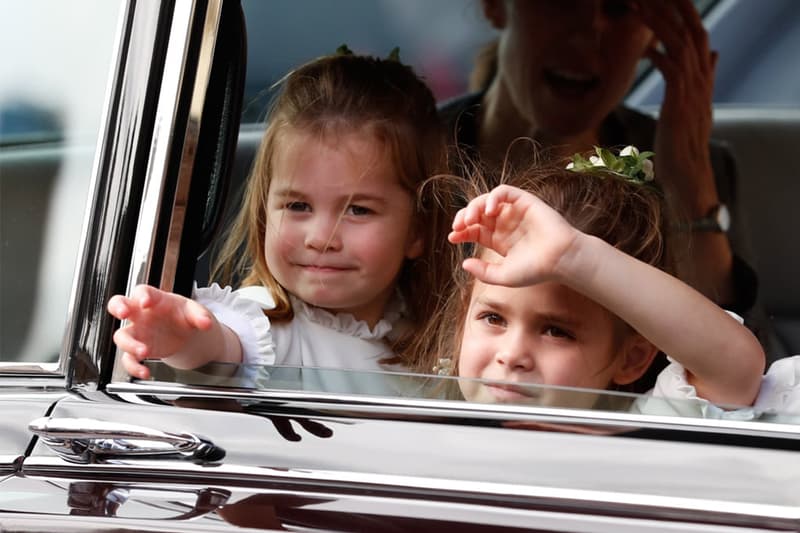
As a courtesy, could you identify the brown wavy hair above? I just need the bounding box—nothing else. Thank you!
[211,52,455,367]
[416,153,676,392]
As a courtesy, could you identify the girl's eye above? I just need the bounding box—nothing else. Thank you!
[286,201,310,212]
[543,326,574,340]
[346,204,372,216]
[478,312,506,327]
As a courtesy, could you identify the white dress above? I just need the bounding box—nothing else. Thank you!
[632,356,800,422]
[193,284,411,395]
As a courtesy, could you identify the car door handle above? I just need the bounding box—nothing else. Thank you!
[28,417,225,464]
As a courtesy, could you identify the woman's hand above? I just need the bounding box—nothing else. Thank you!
[638,0,718,213]
[107,284,216,379]
[448,185,579,287]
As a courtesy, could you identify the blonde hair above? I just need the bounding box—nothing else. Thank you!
[419,154,675,391]
[211,52,454,367]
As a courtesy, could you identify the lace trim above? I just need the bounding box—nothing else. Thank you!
[289,293,404,340]
[659,358,756,420]
[193,283,276,366]
[755,355,800,414]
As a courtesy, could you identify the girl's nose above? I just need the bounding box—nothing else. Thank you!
[304,216,342,252]
[494,335,535,372]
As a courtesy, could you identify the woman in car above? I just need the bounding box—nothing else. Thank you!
[438,0,775,362]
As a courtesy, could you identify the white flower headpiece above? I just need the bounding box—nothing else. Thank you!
[566,145,655,184]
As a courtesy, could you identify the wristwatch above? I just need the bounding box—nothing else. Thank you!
[691,203,731,233]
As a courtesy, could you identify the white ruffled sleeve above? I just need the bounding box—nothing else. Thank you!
[649,355,800,420]
[647,359,757,419]
[753,355,800,415]
[192,283,276,366]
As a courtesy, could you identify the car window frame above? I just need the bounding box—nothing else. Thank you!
[75,0,800,448]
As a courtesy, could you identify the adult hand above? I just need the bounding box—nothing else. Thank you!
[107,284,215,379]
[638,0,718,215]
[448,185,578,287]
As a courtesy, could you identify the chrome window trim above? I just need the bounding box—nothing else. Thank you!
[125,0,203,290]
[159,0,224,291]
[112,0,224,384]
[108,382,800,440]
[20,458,800,530]
[60,1,176,391]
[0,362,62,376]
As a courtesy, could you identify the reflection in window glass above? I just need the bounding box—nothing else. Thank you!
[0,0,123,362]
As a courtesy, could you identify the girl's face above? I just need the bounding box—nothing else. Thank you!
[488,0,653,138]
[264,128,423,326]
[458,275,633,408]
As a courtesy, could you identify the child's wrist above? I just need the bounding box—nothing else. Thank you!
[552,230,591,284]
[555,230,607,287]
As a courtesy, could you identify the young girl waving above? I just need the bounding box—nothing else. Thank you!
[108,50,454,380]
[437,147,799,416]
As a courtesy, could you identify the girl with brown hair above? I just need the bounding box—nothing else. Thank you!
[108,50,456,380]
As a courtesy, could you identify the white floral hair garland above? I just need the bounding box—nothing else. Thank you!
[567,145,655,184]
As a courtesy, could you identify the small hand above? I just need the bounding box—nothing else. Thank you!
[637,0,718,212]
[448,185,578,287]
[107,284,214,379]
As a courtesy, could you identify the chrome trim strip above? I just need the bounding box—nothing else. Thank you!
[0,362,62,376]
[20,458,800,528]
[126,0,198,289]
[160,0,223,291]
[107,382,800,439]
[112,0,223,383]
[59,1,179,391]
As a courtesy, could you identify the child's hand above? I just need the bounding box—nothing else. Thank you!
[448,185,579,287]
[107,284,215,379]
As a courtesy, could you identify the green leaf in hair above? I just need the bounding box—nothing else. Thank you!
[566,145,655,185]
[387,46,401,62]
[336,44,354,56]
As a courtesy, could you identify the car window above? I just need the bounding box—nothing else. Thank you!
[113,1,800,430]
[0,0,124,363]
[240,0,493,122]
[629,0,800,107]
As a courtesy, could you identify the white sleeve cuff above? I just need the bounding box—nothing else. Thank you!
[193,283,276,366]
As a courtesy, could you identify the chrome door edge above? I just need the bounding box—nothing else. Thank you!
[20,458,800,530]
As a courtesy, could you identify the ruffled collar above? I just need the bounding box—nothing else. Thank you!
[289,293,406,340]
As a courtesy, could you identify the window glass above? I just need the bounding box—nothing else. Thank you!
[0,0,124,362]
[241,0,494,122]
[127,1,799,430]
[629,0,800,106]
[143,362,800,425]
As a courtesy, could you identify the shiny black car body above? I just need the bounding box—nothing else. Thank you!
[2,1,800,531]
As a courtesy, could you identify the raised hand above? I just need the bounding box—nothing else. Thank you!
[107,285,217,379]
[637,0,718,212]
[448,185,578,287]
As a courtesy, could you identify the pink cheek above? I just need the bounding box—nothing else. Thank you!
[457,345,489,379]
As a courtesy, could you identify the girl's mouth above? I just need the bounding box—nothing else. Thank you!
[543,68,599,98]
[301,264,351,273]
[484,382,540,402]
